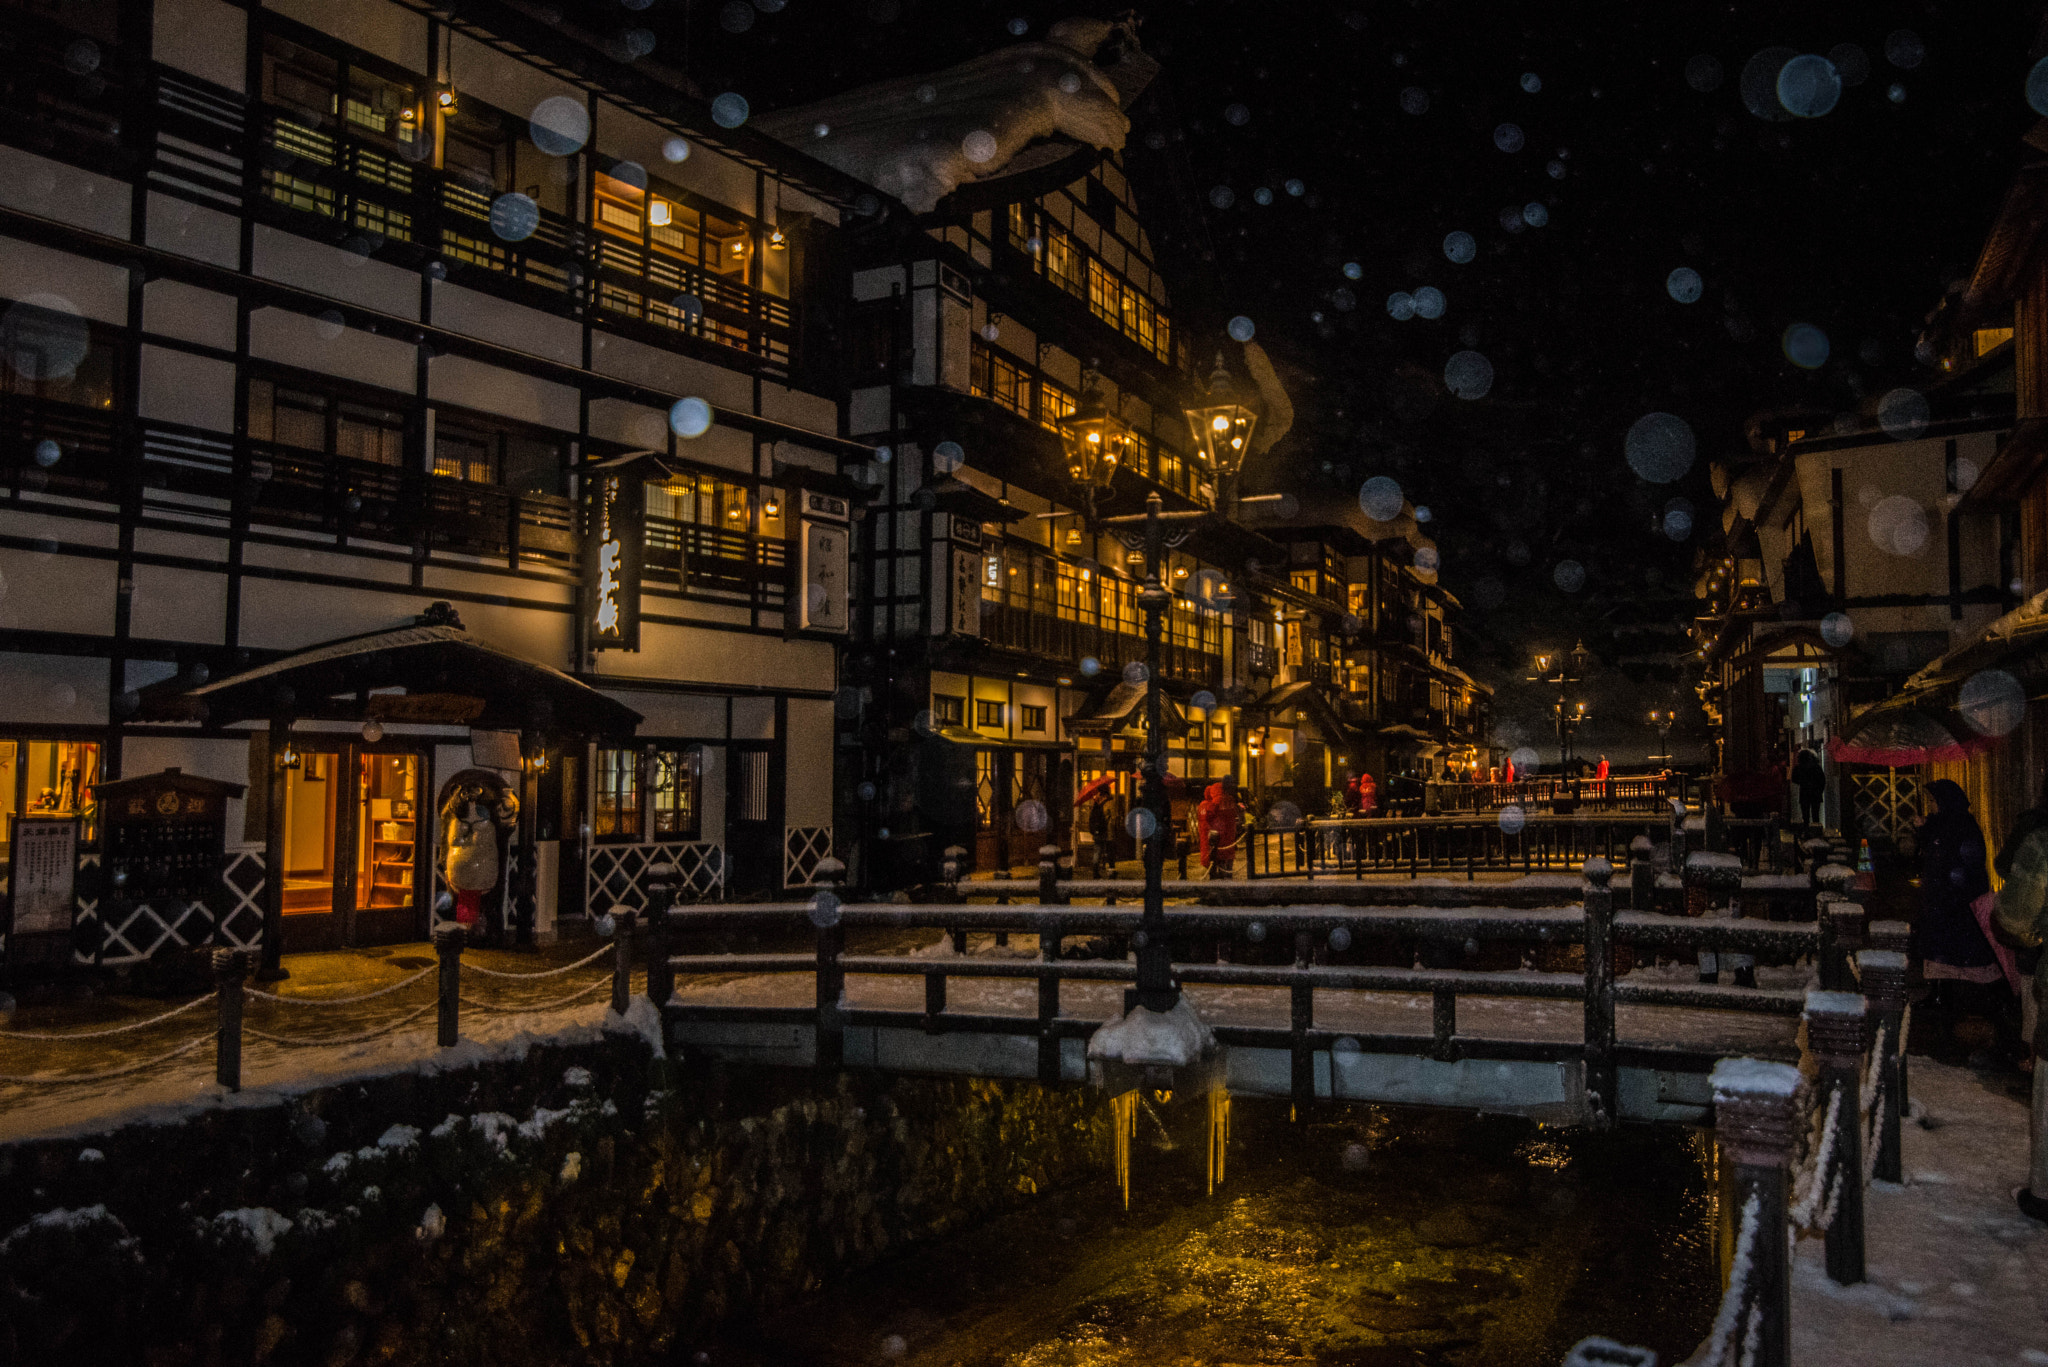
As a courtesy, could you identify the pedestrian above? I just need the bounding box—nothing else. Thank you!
[1993,780,2048,1224]
[1502,755,1516,785]
[1197,781,1243,880]
[1792,748,1826,828]
[1915,779,2018,1065]
[1086,794,1110,877]
[1594,754,1609,800]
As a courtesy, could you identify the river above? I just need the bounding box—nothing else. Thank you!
[693,1095,1719,1366]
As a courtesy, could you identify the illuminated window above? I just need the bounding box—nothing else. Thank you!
[1038,381,1077,434]
[975,699,1006,729]
[248,380,405,467]
[1976,327,2014,356]
[1020,704,1047,732]
[969,342,1032,419]
[0,740,102,857]
[593,748,641,842]
[649,748,699,839]
[933,695,965,726]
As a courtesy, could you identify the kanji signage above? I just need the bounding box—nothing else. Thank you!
[800,519,849,633]
[8,817,77,935]
[585,468,643,652]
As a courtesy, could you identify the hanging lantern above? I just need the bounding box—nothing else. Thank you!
[1056,373,1132,494]
[1184,353,1260,483]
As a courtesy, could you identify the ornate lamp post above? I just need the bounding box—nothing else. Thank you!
[1529,641,1595,770]
[1185,353,1261,511]
[1056,371,1134,521]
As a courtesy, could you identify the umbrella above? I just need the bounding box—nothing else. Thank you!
[1829,708,1986,767]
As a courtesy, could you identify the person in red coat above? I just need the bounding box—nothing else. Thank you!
[1197,782,1243,879]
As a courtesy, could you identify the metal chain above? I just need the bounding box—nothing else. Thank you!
[1,992,214,1041]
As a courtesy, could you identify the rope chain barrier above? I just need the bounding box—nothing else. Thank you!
[0,992,214,1041]
[458,974,613,1015]
[0,1036,211,1085]
[459,944,613,979]
[241,1000,438,1048]
[1694,1191,1763,1367]
[244,967,435,1006]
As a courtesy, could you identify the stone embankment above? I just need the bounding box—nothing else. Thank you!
[0,1027,1107,1366]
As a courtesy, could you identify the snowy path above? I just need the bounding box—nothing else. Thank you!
[1788,1059,2048,1365]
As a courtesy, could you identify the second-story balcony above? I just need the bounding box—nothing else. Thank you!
[970,599,1222,690]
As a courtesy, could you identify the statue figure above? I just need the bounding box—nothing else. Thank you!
[437,769,519,934]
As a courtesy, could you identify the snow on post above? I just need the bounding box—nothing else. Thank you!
[1086,998,1213,1068]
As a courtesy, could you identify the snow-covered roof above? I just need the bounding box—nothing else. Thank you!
[754,19,1152,215]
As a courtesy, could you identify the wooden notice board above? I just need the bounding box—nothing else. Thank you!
[9,816,79,936]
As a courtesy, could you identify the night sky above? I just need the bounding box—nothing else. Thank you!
[584,0,2041,760]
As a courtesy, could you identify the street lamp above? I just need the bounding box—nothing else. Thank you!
[1185,352,1260,507]
[1647,709,1676,764]
[1528,642,1595,769]
[1056,371,1134,519]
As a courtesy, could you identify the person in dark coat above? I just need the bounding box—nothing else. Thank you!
[1915,779,2009,1061]
[1791,749,1826,828]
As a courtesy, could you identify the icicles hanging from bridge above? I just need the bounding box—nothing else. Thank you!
[1207,1088,1231,1196]
[1111,1089,1137,1210]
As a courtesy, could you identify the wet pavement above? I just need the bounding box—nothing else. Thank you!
[0,935,625,1141]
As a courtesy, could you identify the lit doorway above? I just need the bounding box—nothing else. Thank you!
[278,746,423,949]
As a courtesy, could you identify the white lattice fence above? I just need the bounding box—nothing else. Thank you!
[784,826,833,889]
[71,848,267,966]
[586,841,724,914]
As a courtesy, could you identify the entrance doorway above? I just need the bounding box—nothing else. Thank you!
[279,746,423,950]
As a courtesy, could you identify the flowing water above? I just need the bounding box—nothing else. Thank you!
[696,1097,1719,1367]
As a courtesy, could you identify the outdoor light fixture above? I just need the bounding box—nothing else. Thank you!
[1271,740,1289,756]
[1184,352,1260,490]
[1056,370,1133,507]
[435,86,456,110]
[649,200,672,227]
[763,496,781,516]
[768,226,787,250]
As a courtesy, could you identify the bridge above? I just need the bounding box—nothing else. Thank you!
[652,860,1847,1129]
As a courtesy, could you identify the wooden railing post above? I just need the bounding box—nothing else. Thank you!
[1582,858,1617,1128]
[1804,989,1869,1285]
[811,857,847,1068]
[1816,893,1865,992]
[1858,946,1909,1183]
[1039,844,1064,905]
[644,862,682,1012]
[213,948,247,1093]
[1710,1058,1800,1367]
[1291,929,1314,1113]
[1627,835,1654,911]
[434,924,463,1048]
[1037,922,1063,1083]
[610,909,637,1016]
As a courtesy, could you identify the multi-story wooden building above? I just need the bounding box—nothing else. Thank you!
[0,0,874,972]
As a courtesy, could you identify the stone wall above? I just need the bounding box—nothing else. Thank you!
[0,1035,1109,1366]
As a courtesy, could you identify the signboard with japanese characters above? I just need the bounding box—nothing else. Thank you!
[584,469,643,652]
[800,519,849,633]
[8,816,78,935]
[949,547,982,637]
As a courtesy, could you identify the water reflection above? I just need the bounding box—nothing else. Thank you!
[697,1100,1716,1366]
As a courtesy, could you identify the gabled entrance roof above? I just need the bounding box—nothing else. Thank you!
[138,604,642,736]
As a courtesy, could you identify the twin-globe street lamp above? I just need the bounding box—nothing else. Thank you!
[1528,642,1595,771]
[1054,354,1262,1015]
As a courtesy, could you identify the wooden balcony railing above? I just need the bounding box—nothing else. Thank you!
[645,515,787,601]
[973,600,1223,689]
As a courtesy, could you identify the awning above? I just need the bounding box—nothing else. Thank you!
[137,604,643,736]
[1832,592,2048,763]
[1249,681,1372,762]
[1064,680,1191,738]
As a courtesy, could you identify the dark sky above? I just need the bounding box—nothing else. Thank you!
[587,0,2040,756]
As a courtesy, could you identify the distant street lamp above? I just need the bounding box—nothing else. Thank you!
[1528,642,1595,769]
[1647,708,1680,765]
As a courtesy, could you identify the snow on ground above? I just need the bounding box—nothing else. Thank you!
[1789,1059,2048,1365]
[0,992,639,1145]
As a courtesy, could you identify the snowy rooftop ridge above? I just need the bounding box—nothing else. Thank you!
[754,19,1145,214]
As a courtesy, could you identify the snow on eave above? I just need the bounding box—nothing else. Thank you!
[753,22,1137,215]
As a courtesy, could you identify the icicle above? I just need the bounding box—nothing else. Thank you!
[1111,1089,1137,1210]
[1206,1087,1231,1195]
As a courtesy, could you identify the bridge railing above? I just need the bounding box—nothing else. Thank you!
[650,863,1824,1118]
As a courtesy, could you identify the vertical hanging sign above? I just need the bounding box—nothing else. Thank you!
[585,469,643,652]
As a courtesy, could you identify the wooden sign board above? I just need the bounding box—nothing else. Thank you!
[9,816,78,935]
